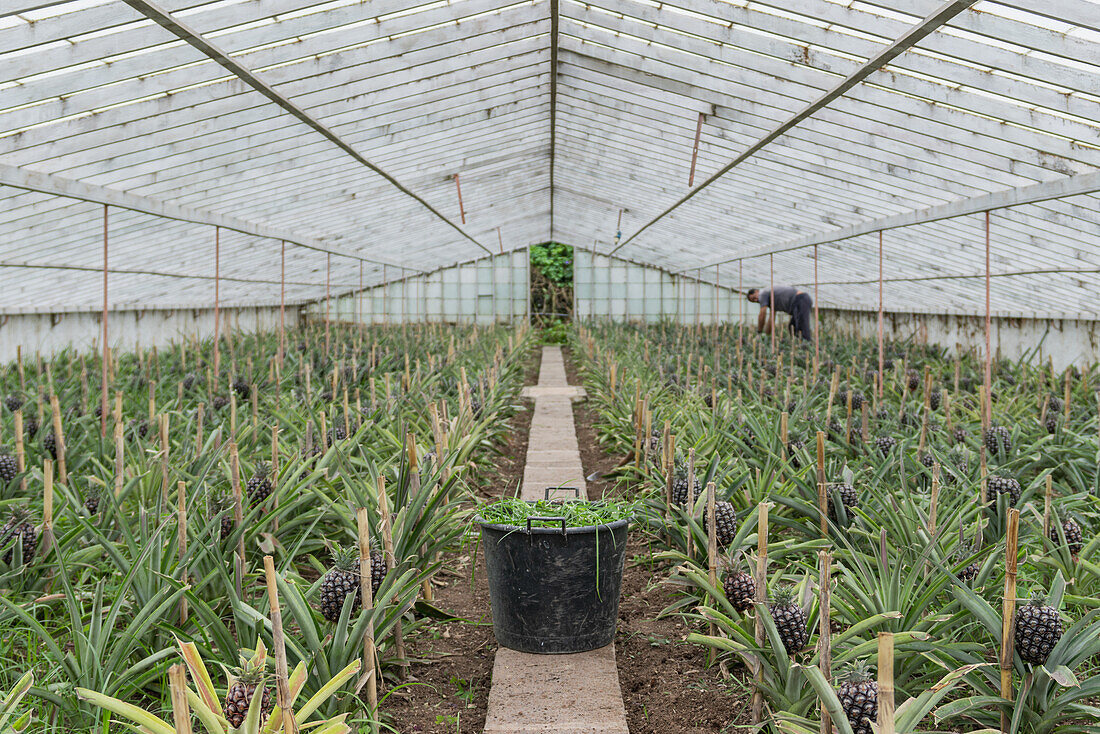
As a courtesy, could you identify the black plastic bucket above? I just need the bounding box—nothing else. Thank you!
[478,513,629,654]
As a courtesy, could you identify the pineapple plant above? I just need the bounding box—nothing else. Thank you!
[907,370,920,391]
[670,463,702,506]
[231,377,250,400]
[702,501,738,546]
[873,435,897,455]
[319,546,387,622]
[769,586,809,655]
[3,394,23,413]
[0,509,36,565]
[786,437,804,468]
[984,425,1011,457]
[181,372,197,391]
[1050,517,1083,555]
[987,475,1021,507]
[953,530,981,581]
[0,451,17,485]
[929,390,942,410]
[836,661,877,734]
[23,418,37,440]
[83,485,102,516]
[42,431,57,460]
[1014,592,1063,665]
[723,569,756,612]
[128,419,149,441]
[213,491,235,540]
[827,483,859,521]
[246,464,272,507]
[211,395,229,411]
[952,426,967,445]
[222,655,273,729]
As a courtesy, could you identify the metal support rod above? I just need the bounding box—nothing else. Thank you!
[497,227,504,253]
[770,253,776,354]
[738,260,743,347]
[984,210,992,430]
[358,260,363,325]
[101,204,109,438]
[325,253,331,354]
[454,174,466,224]
[878,231,885,399]
[688,112,705,187]
[213,226,220,377]
[278,240,285,368]
[813,244,819,378]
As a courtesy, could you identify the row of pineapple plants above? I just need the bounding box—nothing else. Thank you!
[574,319,1100,734]
[0,320,533,732]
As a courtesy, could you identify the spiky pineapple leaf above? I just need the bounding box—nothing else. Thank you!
[73,688,174,734]
[1042,664,1079,688]
[790,664,855,734]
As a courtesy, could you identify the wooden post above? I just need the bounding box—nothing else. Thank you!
[706,481,718,664]
[114,419,124,498]
[355,507,380,720]
[194,403,204,455]
[101,204,109,438]
[1042,475,1053,542]
[930,464,941,536]
[878,632,895,734]
[42,460,54,558]
[818,549,832,734]
[49,395,66,484]
[376,476,407,680]
[816,431,827,536]
[1000,509,1020,733]
[13,412,24,495]
[158,414,170,507]
[168,665,192,734]
[262,555,299,734]
[750,502,769,725]
[178,481,188,626]
[231,442,245,599]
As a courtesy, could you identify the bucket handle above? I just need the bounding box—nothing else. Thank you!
[544,486,581,501]
[526,517,567,535]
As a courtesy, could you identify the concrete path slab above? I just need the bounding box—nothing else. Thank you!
[483,646,629,734]
[483,346,629,734]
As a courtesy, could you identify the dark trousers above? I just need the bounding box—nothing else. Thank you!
[788,293,813,341]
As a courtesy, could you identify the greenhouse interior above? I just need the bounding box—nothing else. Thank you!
[1,1,1100,732]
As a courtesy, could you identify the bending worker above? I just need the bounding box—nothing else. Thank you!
[746,286,813,341]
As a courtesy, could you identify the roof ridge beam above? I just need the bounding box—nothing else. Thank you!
[120,0,493,257]
[681,169,1100,272]
[607,0,975,255]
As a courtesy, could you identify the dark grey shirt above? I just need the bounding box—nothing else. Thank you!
[759,286,801,314]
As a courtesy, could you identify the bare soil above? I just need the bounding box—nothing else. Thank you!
[382,352,537,733]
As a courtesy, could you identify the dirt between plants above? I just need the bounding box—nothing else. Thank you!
[385,346,750,733]
[383,351,537,733]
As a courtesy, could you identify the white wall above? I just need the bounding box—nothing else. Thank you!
[821,307,1100,370]
[311,250,528,325]
[0,305,298,364]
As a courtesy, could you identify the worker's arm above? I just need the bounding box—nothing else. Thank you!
[757,306,768,333]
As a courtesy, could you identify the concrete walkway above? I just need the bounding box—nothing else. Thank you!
[483,346,629,734]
